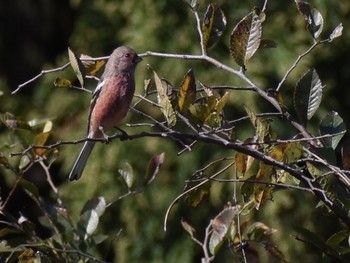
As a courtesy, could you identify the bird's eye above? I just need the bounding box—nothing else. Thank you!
[125,53,131,58]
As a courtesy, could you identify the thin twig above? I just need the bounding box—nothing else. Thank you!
[38,160,63,205]
[164,161,235,231]
[276,41,320,92]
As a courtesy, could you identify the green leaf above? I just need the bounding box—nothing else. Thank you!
[229,11,262,69]
[178,69,196,112]
[319,111,346,149]
[154,71,177,126]
[184,173,211,207]
[295,1,323,38]
[294,68,323,125]
[189,91,228,127]
[241,175,255,202]
[209,206,239,255]
[244,105,257,127]
[119,162,134,189]
[0,227,22,238]
[201,3,227,50]
[312,147,337,165]
[21,179,40,199]
[285,142,303,163]
[326,230,350,247]
[0,152,9,168]
[294,226,327,251]
[247,222,277,242]
[329,23,343,42]
[68,47,86,88]
[144,152,165,185]
[294,226,342,259]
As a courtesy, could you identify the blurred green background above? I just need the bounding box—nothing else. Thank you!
[0,0,350,262]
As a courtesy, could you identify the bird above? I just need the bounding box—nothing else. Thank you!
[69,46,142,181]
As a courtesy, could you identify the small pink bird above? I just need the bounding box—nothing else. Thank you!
[69,46,142,181]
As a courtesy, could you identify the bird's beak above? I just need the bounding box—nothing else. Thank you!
[135,55,143,64]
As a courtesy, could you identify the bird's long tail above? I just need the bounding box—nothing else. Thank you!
[69,140,96,181]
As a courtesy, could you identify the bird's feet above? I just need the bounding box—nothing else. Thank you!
[98,126,110,144]
[115,127,129,141]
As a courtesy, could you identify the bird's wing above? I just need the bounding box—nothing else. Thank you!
[87,78,105,135]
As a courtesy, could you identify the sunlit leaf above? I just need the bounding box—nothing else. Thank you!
[80,54,106,76]
[19,155,31,170]
[144,152,165,185]
[54,77,72,88]
[306,161,322,178]
[295,1,323,38]
[181,218,196,237]
[33,132,49,156]
[294,69,323,125]
[80,196,106,217]
[329,23,343,42]
[68,47,86,87]
[319,111,346,149]
[209,206,239,255]
[269,142,303,164]
[154,71,176,126]
[18,248,36,263]
[83,197,106,239]
[178,69,196,112]
[94,196,106,217]
[85,210,99,238]
[201,3,227,49]
[229,11,262,69]
[254,162,273,209]
[119,162,134,189]
[235,142,255,175]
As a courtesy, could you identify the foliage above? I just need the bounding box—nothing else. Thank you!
[1,0,350,262]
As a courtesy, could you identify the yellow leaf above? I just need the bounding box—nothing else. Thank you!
[178,69,196,112]
[54,77,72,88]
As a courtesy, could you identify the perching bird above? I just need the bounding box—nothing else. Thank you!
[69,46,142,181]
